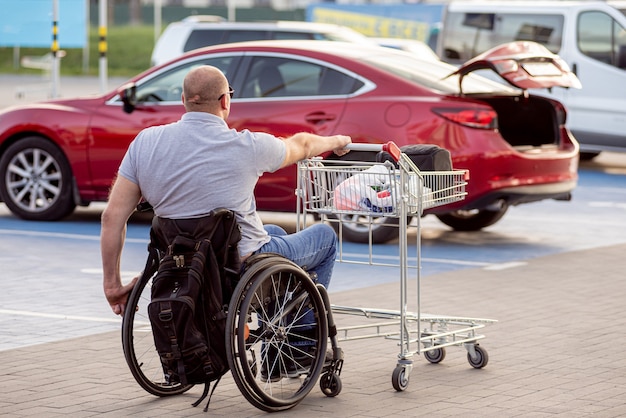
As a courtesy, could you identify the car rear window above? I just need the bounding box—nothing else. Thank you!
[362,52,518,95]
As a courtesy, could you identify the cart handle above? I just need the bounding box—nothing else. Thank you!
[346,142,402,162]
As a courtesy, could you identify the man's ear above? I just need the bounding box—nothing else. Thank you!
[219,94,229,110]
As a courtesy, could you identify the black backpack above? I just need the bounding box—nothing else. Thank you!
[146,208,241,410]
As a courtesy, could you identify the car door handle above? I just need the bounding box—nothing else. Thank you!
[305,111,336,125]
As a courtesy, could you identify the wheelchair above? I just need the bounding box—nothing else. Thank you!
[121,209,343,412]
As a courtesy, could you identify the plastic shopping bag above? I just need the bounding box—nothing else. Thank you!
[333,165,397,213]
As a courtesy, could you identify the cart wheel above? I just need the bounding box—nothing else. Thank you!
[391,366,409,391]
[424,347,446,364]
[467,345,489,369]
[320,372,342,397]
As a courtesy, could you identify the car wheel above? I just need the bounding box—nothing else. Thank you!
[0,136,76,220]
[435,206,508,231]
[579,152,600,161]
[329,214,400,244]
[324,151,402,244]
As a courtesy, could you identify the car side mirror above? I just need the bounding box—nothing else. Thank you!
[119,83,137,114]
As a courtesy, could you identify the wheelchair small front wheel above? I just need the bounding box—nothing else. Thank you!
[122,273,194,396]
[320,371,342,397]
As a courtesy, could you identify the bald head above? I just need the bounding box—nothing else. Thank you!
[182,65,230,115]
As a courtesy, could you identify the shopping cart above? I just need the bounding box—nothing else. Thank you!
[296,142,497,391]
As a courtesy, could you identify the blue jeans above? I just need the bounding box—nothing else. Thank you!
[256,223,337,289]
[255,223,337,347]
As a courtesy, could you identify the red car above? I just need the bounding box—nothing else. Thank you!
[0,40,579,243]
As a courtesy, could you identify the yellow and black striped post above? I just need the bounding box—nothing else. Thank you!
[52,19,59,57]
[98,25,107,59]
[50,0,60,98]
[98,0,108,92]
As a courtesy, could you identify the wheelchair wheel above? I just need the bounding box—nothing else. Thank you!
[226,257,329,412]
[121,272,194,396]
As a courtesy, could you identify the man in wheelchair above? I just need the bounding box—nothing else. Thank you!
[101,65,351,378]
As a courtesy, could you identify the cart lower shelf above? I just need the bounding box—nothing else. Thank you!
[331,304,497,391]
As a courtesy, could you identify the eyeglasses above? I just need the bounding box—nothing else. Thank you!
[218,86,234,101]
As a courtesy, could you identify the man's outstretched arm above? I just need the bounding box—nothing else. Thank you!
[280,133,351,169]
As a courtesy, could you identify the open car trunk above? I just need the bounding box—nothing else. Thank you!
[474,94,560,148]
[452,41,580,149]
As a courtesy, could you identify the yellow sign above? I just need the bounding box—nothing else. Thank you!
[312,8,430,41]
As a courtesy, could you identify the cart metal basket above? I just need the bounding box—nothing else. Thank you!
[296,142,497,391]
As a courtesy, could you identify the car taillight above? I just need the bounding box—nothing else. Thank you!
[433,108,498,129]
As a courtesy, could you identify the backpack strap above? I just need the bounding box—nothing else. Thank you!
[141,241,160,280]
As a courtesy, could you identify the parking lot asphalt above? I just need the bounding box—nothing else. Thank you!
[2,242,625,417]
[1,74,626,416]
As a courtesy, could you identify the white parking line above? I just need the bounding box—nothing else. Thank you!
[337,252,522,269]
[0,228,148,243]
[589,201,626,210]
[81,268,139,278]
[0,308,120,323]
[422,257,492,267]
[484,261,528,270]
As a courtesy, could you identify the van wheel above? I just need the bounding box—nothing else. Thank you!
[436,206,508,231]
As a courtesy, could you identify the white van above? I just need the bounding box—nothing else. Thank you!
[437,1,626,158]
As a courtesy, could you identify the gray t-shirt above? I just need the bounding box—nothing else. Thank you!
[118,112,286,256]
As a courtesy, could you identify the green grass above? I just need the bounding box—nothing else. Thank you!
[0,25,155,78]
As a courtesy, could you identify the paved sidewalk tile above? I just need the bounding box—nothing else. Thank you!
[2,244,625,417]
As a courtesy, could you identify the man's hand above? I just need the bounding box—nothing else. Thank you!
[332,135,352,157]
[281,133,352,168]
[104,275,139,316]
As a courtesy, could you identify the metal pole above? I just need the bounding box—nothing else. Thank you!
[98,0,108,93]
[228,0,236,22]
[83,0,90,74]
[154,0,162,46]
[51,0,60,98]
[13,46,20,70]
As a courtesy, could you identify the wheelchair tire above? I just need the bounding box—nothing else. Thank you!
[226,257,329,412]
[121,272,194,397]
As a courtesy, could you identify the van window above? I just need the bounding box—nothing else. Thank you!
[182,29,315,52]
[224,30,271,43]
[183,30,226,52]
[578,11,626,69]
[272,32,315,40]
[442,12,564,62]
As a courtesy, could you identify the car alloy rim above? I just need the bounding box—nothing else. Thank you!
[5,147,62,212]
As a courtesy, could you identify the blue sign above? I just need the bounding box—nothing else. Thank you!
[0,0,86,48]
